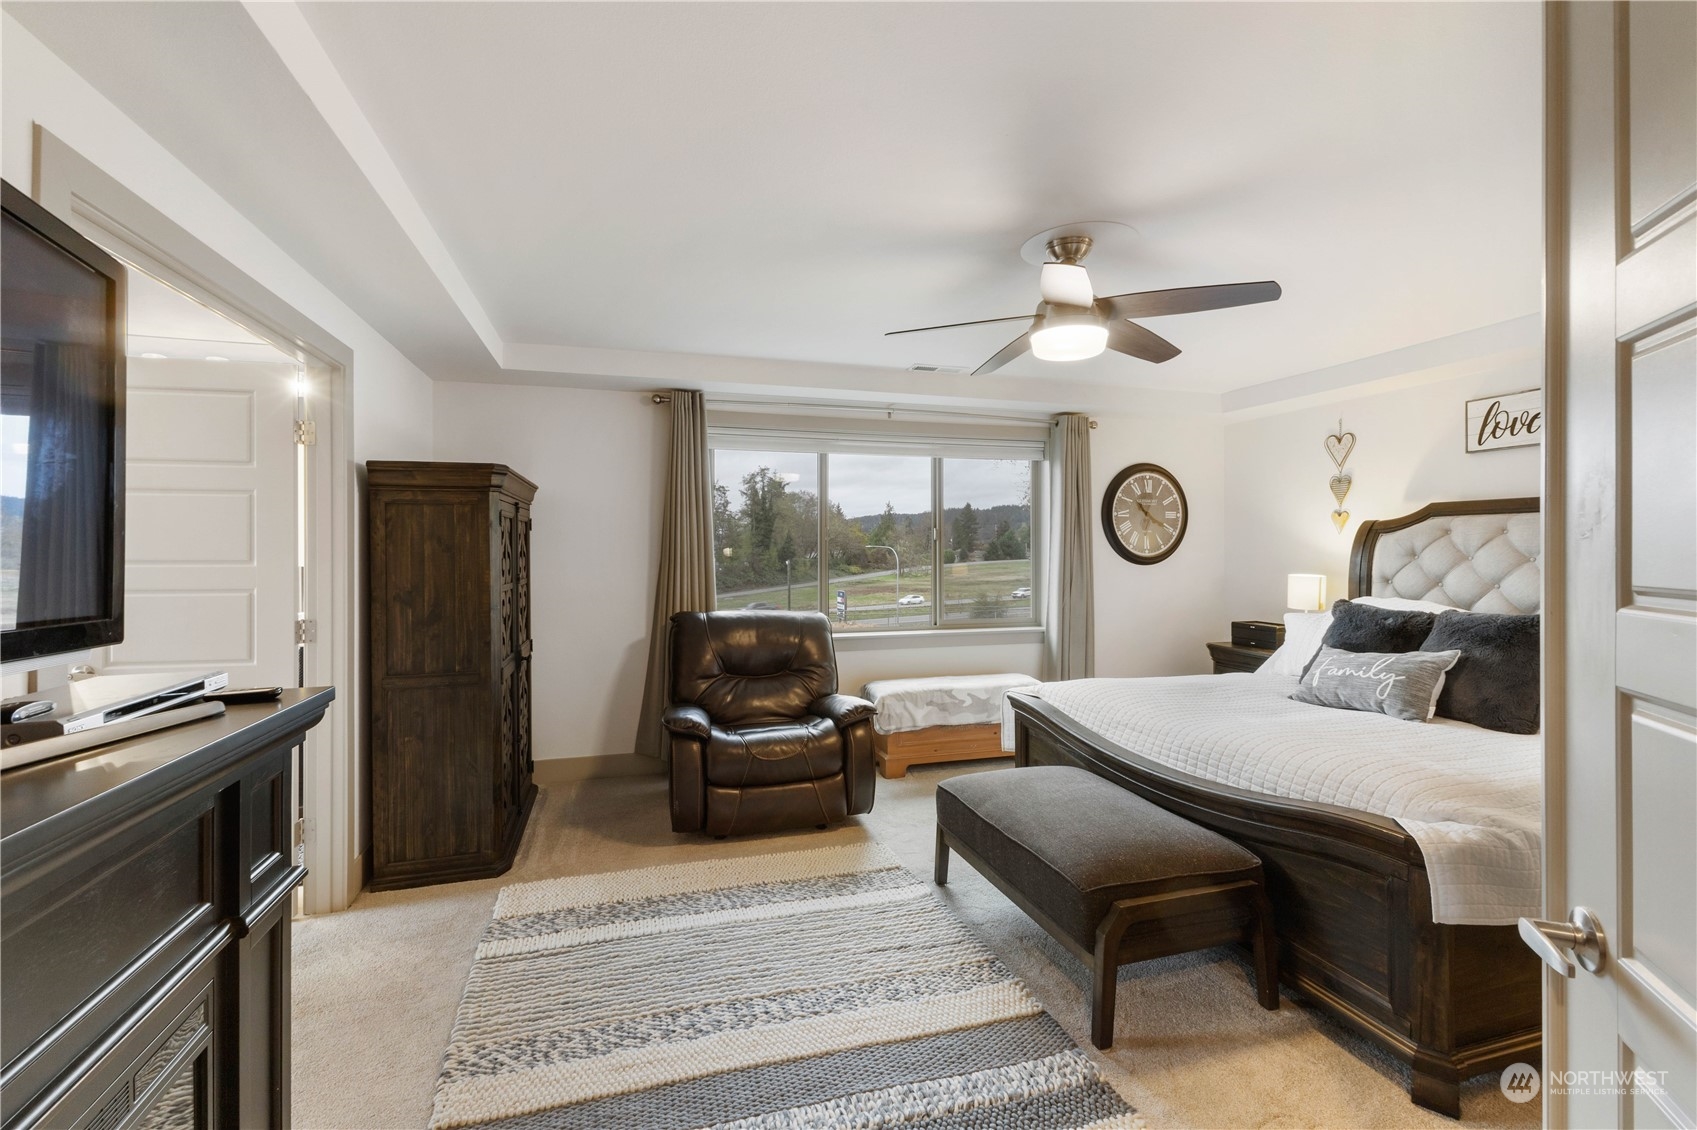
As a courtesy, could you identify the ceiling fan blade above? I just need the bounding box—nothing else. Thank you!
[1039,262,1095,308]
[884,314,1034,337]
[1107,320,1181,364]
[973,331,1032,375]
[1097,280,1282,320]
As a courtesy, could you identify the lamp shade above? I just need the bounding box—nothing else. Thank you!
[1286,573,1327,611]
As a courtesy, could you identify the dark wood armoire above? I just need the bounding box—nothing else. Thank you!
[366,462,537,891]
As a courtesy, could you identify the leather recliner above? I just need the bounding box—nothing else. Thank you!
[664,610,876,836]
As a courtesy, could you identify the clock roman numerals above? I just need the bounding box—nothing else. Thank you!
[1102,463,1187,565]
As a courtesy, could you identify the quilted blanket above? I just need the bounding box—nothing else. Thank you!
[1001,673,1540,925]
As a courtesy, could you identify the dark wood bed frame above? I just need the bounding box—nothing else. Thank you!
[1009,497,1542,1119]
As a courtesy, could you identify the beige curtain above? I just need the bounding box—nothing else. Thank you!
[1042,412,1094,680]
[636,390,715,760]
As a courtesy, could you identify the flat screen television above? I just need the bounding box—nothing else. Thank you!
[1,179,126,664]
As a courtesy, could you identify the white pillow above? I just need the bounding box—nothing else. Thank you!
[1351,595,1458,614]
[1257,611,1333,677]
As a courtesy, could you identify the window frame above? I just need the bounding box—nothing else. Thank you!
[709,445,1043,635]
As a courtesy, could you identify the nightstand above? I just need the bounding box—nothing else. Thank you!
[1207,641,1276,674]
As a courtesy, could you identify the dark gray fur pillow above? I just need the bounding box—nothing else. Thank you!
[1324,599,1438,653]
[1419,611,1540,734]
[1292,647,1462,722]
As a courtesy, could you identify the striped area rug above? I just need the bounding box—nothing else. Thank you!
[428,843,1139,1129]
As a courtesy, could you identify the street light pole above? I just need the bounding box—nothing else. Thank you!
[866,545,899,623]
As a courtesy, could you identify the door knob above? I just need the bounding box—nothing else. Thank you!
[1518,907,1607,977]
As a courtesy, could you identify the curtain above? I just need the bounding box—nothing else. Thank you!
[635,390,715,760]
[16,342,111,627]
[1041,412,1094,681]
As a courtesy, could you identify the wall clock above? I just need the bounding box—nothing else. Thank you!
[1101,462,1188,564]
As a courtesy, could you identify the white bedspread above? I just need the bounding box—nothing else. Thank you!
[1001,674,1540,926]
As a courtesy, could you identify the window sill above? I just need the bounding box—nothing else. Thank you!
[830,625,1045,651]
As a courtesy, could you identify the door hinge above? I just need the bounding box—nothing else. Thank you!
[294,619,317,644]
[293,419,317,445]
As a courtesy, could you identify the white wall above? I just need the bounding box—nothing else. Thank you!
[1223,358,1542,619]
[1090,411,1229,676]
[835,639,1044,697]
[432,383,663,762]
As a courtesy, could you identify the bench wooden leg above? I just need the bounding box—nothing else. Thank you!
[933,825,950,886]
[1250,886,1279,1010]
[1091,907,1134,1049]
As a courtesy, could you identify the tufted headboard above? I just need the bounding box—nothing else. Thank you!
[1348,498,1541,614]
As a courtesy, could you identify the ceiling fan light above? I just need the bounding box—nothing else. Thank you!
[1031,320,1108,362]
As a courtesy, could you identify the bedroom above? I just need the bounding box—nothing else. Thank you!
[0,3,1691,1130]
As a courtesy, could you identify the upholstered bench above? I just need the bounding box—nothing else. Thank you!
[935,765,1279,1049]
[862,673,1039,778]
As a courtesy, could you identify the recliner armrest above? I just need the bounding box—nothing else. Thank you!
[662,703,712,740]
[810,694,876,729]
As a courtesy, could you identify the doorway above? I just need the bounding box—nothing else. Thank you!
[100,269,304,692]
[34,128,359,915]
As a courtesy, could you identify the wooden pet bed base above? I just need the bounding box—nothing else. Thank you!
[873,723,1007,778]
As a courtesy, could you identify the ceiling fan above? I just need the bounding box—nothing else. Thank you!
[886,234,1281,375]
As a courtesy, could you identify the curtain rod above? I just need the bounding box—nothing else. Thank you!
[649,392,1093,427]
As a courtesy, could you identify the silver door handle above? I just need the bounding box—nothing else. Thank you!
[1517,907,1607,977]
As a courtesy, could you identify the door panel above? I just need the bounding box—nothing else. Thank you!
[1547,4,1697,1128]
[100,359,297,689]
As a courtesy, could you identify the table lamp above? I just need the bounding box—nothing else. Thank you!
[1287,573,1327,612]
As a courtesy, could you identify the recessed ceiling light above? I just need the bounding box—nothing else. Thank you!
[139,352,167,359]
[205,355,229,362]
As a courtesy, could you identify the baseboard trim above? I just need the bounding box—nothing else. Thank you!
[534,753,665,786]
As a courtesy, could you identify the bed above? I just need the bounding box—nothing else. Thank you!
[1006,498,1542,1118]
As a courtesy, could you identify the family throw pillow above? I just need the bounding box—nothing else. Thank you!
[1420,610,1541,734]
[1291,646,1462,722]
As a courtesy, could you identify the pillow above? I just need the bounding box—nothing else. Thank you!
[1291,646,1462,722]
[1419,610,1540,734]
[1322,599,1438,654]
[1352,595,1459,614]
[1258,611,1332,677]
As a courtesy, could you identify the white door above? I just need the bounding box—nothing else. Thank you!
[1536,4,1697,1128]
[99,358,300,690]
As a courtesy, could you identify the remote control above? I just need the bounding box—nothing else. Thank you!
[203,687,284,705]
[1,699,56,724]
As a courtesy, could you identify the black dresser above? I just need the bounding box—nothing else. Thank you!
[0,689,332,1130]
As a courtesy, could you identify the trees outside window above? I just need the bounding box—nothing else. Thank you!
[710,448,1035,629]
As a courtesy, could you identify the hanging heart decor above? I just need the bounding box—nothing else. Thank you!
[1323,426,1356,469]
[1331,509,1350,533]
[1329,472,1353,507]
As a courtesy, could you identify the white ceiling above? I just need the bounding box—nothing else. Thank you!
[6,1,1543,410]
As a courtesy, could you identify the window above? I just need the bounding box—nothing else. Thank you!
[711,450,818,612]
[942,458,1033,623]
[709,430,1042,633]
[824,454,932,631]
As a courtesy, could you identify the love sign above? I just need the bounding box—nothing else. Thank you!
[1466,389,1543,453]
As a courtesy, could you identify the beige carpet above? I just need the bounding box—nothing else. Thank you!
[293,762,1541,1129]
